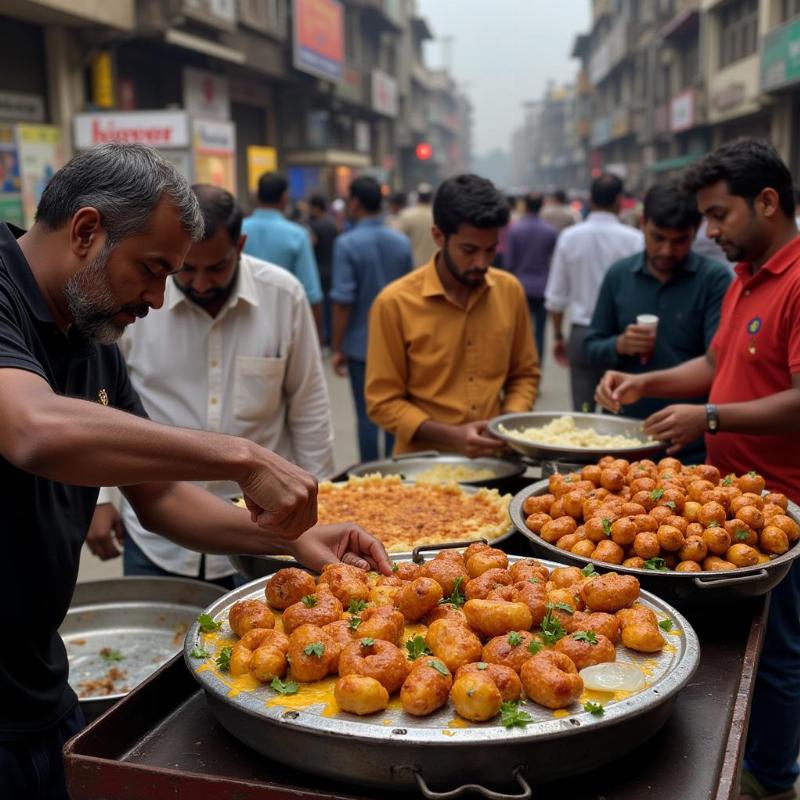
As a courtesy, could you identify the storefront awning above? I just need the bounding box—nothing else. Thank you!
[647,152,704,173]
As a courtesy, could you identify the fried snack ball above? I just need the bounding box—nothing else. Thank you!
[725,543,760,568]
[732,493,765,512]
[702,556,737,571]
[633,532,660,560]
[566,610,620,644]
[621,622,665,653]
[463,542,491,561]
[633,514,659,533]
[736,506,765,531]
[520,651,583,710]
[359,606,405,645]
[481,630,536,673]
[771,515,800,543]
[420,557,469,597]
[686,522,704,538]
[572,540,597,558]
[282,592,344,634]
[369,585,402,607]
[616,605,658,629]
[249,643,289,683]
[663,515,689,534]
[738,472,766,494]
[487,585,517,602]
[465,568,513,601]
[523,494,556,515]
[425,619,483,672]
[540,517,578,545]
[320,562,369,586]
[450,671,502,722]
[549,566,584,589]
[335,674,389,716]
[228,599,275,638]
[675,560,702,573]
[509,559,550,583]
[600,468,625,492]
[585,517,611,544]
[265,568,317,610]
[610,517,638,547]
[559,490,585,518]
[423,604,468,627]
[338,638,409,694]
[464,599,534,637]
[376,575,404,587]
[557,532,588,552]
[593,540,625,565]
[657,525,685,553]
[762,503,785,521]
[630,476,657,495]
[318,564,370,607]
[526,512,553,535]
[724,518,756,547]
[393,562,421,581]
[702,526,731,557]
[678,535,707,563]
[287,624,339,683]
[699,501,727,528]
[683,501,702,523]
[693,464,721,484]
[765,492,789,510]
[323,619,358,655]
[509,581,548,626]
[465,547,509,578]
[623,557,646,569]
[581,573,640,613]
[760,526,791,555]
[582,464,603,484]
[456,662,522,702]
[400,656,452,716]
[397,577,444,622]
[230,628,290,677]
[554,632,616,670]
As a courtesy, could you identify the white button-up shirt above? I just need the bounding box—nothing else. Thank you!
[544,212,644,326]
[108,253,335,578]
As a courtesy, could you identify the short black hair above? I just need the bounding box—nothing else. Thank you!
[552,189,568,204]
[192,183,243,243]
[390,191,406,208]
[683,140,795,219]
[309,193,327,212]
[257,172,288,204]
[590,173,624,208]
[524,192,544,214]
[349,176,383,213]
[642,181,701,231]
[433,174,510,237]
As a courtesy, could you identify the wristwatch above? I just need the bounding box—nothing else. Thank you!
[705,403,719,434]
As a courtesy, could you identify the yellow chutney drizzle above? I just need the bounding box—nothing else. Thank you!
[266,676,339,716]
[552,709,569,718]
[447,717,469,728]
[441,729,457,736]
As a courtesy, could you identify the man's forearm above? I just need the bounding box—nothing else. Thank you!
[639,355,715,398]
[414,420,458,449]
[331,303,352,352]
[550,311,565,340]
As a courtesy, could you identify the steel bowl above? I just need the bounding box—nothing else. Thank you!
[187,553,699,794]
[511,480,800,611]
[488,412,665,464]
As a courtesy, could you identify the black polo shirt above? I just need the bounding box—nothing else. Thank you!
[0,223,146,739]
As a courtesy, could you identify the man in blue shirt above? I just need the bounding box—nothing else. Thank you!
[331,176,413,461]
[585,180,731,462]
[243,172,323,333]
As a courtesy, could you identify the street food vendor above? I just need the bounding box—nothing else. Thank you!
[365,173,540,457]
[595,140,800,800]
[0,142,390,800]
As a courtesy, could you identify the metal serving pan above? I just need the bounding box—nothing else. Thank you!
[186,553,699,795]
[347,450,526,489]
[511,480,800,612]
[61,577,225,720]
[488,412,665,464]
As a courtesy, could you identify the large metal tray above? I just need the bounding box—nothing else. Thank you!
[62,577,225,720]
[488,412,666,464]
[186,554,699,793]
[510,480,800,611]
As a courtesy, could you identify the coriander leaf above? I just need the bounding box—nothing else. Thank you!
[405,635,431,661]
[100,648,125,663]
[528,577,540,584]
[197,613,221,633]
[359,638,375,648]
[477,662,489,670]
[649,489,665,501]
[659,618,674,632]
[507,631,523,647]
[348,615,362,631]
[439,576,466,608]
[665,501,677,510]
[708,520,721,528]
[304,642,325,657]
[573,630,598,645]
[528,640,543,655]
[555,602,575,615]
[747,471,757,477]
[601,517,612,537]
[215,646,232,672]
[581,402,590,413]
[270,677,299,695]
[301,595,317,608]
[643,557,669,572]
[584,701,605,717]
[581,564,597,577]
[735,531,750,542]
[540,605,567,646]
[500,700,533,729]
[348,599,368,614]
[429,659,449,676]
[190,646,210,659]
[391,562,399,573]
[722,475,734,486]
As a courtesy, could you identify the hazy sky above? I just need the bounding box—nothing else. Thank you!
[416,0,591,157]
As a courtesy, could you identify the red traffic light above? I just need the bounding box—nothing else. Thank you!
[415,142,433,161]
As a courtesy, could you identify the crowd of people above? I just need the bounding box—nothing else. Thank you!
[2,136,800,800]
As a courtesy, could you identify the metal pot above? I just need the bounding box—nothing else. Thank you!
[510,480,800,612]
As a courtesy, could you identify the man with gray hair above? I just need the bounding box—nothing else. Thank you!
[0,142,390,799]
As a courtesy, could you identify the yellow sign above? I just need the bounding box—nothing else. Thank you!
[90,52,115,109]
[247,146,278,193]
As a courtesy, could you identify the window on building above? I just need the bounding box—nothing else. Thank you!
[680,40,699,89]
[719,0,759,69]
[782,0,800,21]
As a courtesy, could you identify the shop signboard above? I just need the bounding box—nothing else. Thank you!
[354,120,371,153]
[670,89,695,133]
[0,90,45,123]
[762,17,800,91]
[184,67,230,120]
[17,125,65,227]
[192,118,236,194]
[292,0,344,82]
[247,145,278,192]
[371,70,398,118]
[0,123,22,226]
[74,111,190,149]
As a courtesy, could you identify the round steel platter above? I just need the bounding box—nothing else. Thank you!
[488,412,666,463]
[347,453,525,486]
[186,554,699,792]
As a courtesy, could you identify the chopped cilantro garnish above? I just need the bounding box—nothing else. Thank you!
[584,701,605,716]
[573,630,598,645]
[500,700,533,729]
[100,648,125,663]
[348,599,368,614]
[301,595,317,608]
[507,631,523,647]
[528,577,540,584]
[304,642,325,657]
[554,602,575,615]
[528,640,543,655]
[601,517,612,537]
[197,613,221,632]
[581,564,597,577]
[659,618,674,632]
[735,531,750,542]
[391,562,399,573]
[439,576,466,608]
[215,646,232,672]
[190,646,210,659]
[270,677,299,695]
[405,635,431,660]
[649,489,665,501]
[644,557,669,571]
[477,662,489,670]
[429,659,449,677]
[348,615,362,631]
[540,604,567,645]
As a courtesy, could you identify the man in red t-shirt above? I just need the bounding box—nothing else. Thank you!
[596,140,800,800]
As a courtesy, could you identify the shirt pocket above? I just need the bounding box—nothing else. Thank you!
[234,356,286,421]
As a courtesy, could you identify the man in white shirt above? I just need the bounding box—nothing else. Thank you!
[88,185,335,587]
[544,173,644,411]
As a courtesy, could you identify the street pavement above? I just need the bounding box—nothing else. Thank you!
[77,348,571,583]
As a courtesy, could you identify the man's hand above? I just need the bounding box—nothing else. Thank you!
[553,337,569,367]
[331,350,348,377]
[644,404,706,455]
[86,503,125,561]
[450,421,506,458]
[285,523,392,575]
[239,451,318,539]
[616,324,656,357]
[595,371,647,413]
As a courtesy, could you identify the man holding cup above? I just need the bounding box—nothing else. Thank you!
[584,181,731,462]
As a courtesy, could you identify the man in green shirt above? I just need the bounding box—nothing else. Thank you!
[584,181,731,462]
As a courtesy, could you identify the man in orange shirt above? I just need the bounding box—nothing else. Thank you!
[365,174,540,457]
